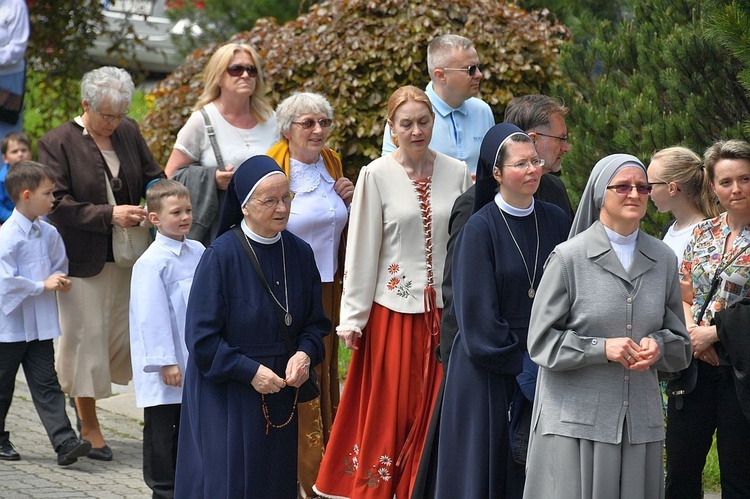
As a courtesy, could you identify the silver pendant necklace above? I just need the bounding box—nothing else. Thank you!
[499,208,540,298]
[246,234,292,326]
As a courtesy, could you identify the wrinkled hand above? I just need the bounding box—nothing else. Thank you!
[215,165,235,191]
[338,328,362,350]
[690,324,719,360]
[251,364,285,394]
[680,269,694,305]
[161,364,182,387]
[628,337,661,371]
[605,337,644,369]
[334,177,355,207]
[44,273,72,292]
[285,351,311,388]
[112,204,147,228]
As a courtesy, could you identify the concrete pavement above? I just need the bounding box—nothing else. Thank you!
[2,373,149,498]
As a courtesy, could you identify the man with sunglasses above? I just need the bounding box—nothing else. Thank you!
[381,34,494,176]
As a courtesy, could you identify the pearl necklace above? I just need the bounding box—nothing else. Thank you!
[245,234,292,326]
[499,208,540,298]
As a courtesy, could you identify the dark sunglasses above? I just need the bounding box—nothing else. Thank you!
[442,64,484,77]
[292,118,333,130]
[226,65,258,77]
[606,184,652,195]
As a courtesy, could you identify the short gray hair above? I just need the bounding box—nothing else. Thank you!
[276,92,334,137]
[81,66,135,113]
[427,34,474,77]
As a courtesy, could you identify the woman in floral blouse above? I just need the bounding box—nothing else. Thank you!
[313,86,472,499]
[666,139,750,499]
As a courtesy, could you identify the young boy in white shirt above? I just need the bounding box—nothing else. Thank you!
[129,180,204,498]
[0,160,91,465]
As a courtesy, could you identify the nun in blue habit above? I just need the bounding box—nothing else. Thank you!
[174,156,330,498]
[434,124,568,499]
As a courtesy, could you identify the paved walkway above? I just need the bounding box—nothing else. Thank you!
[2,374,148,498]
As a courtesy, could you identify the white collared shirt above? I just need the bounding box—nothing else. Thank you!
[129,231,205,408]
[286,156,348,282]
[0,209,68,342]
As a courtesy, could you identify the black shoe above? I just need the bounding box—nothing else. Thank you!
[0,441,20,461]
[57,437,91,466]
[87,444,113,461]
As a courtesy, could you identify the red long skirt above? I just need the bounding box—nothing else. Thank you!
[314,303,442,498]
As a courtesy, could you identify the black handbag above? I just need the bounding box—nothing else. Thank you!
[233,227,321,402]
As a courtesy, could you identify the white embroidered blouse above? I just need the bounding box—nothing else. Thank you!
[337,152,471,332]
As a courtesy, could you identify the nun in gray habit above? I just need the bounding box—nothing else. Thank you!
[523,154,692,499]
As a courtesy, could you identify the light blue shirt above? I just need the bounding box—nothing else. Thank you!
[382,81,495,174]
[129,231,205,407]
[0,209,67,342]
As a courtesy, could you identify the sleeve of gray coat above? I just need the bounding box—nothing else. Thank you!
[527,251,609,371]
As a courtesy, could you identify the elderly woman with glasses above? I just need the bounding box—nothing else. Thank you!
[434,124,569,499]
[165,43,279,246]
[266,92,353,499]
[37,66,165,461]
[175,156,329,498]
[523,154,692,499]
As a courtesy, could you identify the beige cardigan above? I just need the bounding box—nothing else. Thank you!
[338,152,471,332]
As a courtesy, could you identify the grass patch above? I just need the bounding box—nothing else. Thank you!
[338,339,351,382]
[703,435,720,492]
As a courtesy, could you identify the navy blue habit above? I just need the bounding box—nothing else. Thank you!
[435,199,567,498]
[174,229,329,498]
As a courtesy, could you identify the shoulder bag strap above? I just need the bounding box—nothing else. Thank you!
[695,241,750,324]
[199,107,226,171]
[232,226,296,355]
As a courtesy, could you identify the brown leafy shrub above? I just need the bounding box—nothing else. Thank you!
[141,0,569,178]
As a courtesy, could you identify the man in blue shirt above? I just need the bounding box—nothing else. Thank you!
[382,34,495,176]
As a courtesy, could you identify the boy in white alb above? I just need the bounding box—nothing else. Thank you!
[129,180,204,499]
[0,161,91,466]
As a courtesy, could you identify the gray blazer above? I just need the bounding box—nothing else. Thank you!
[527,221,692,444]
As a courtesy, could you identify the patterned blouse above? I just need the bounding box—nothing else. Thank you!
[681,212,750,325]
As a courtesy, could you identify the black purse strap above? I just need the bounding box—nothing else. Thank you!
[232,226,297,355]
[694,241,750,324]
[199,107,225,171]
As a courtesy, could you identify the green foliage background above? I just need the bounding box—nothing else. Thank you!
[140,0,569,178]
[550,0,750,234]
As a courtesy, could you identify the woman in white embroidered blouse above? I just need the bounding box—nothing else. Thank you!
[266,92,353,499]
[313,86,472,499]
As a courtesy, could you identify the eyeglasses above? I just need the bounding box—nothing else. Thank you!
[252,192,295,208]
[606,184,652,195]
[442,64,484,77]
[292,118,333,130]
[503,158,545,170]
[648,181,668,186]
[97,110,128,123]
[535,132,569,143]
[226,65,259,77]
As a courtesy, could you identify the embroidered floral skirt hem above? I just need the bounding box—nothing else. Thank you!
[313,303,442,499]
[298,279,342,497]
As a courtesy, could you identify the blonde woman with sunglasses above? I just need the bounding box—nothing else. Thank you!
[165,43,279,246]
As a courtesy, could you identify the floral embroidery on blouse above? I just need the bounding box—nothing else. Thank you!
[682,213,750,324]
[386,262,416,299]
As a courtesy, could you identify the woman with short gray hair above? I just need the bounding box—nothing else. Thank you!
[38,66,165,462]
[266,91,352,498]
